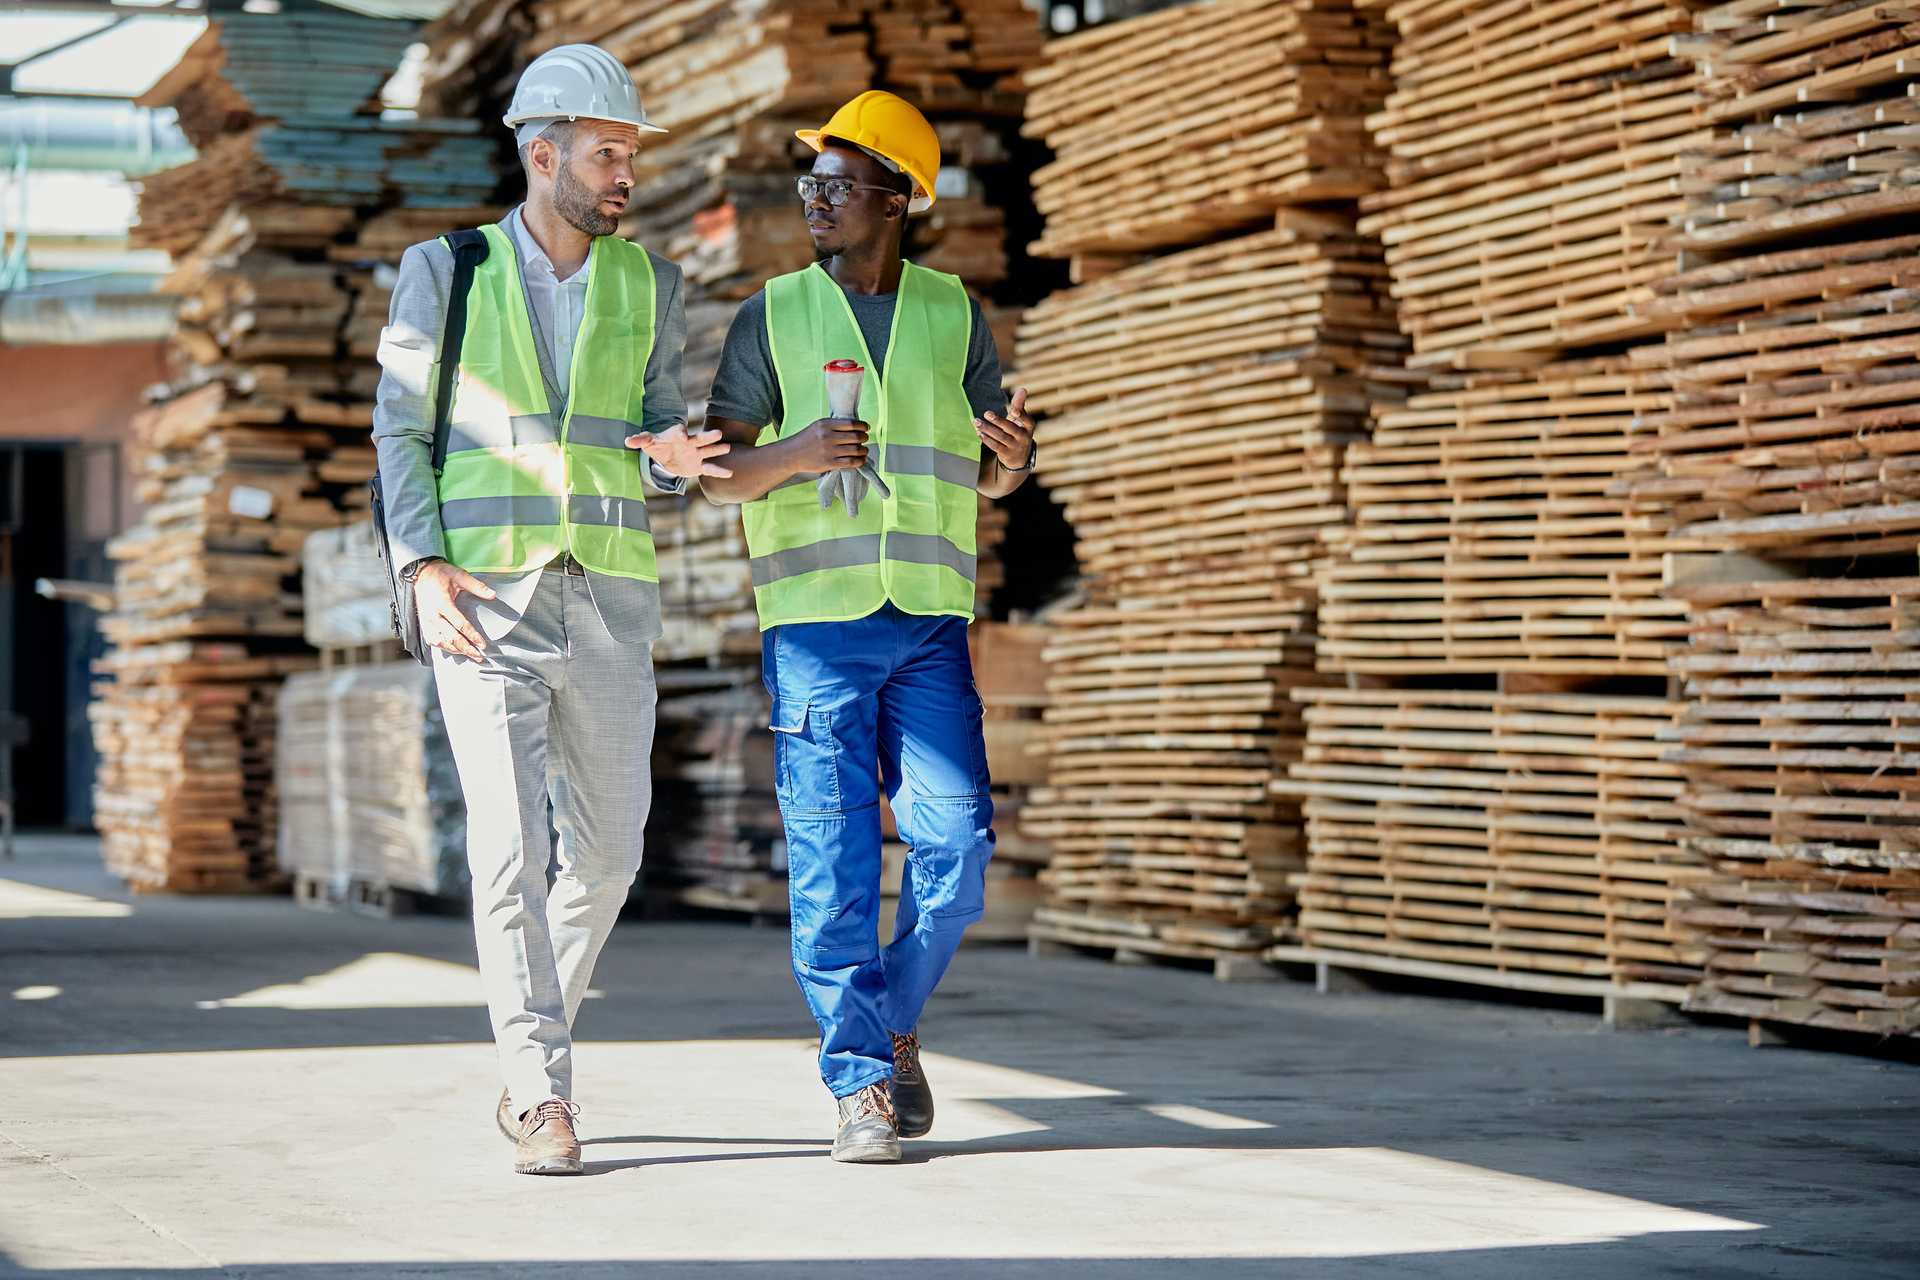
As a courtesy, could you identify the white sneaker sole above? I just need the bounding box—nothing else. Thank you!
[832,1140,902,1164]
[514,1155,585,1175]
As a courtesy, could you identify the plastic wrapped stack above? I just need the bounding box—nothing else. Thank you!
[1017,0,1401,972]
[1628,2,1920,1037]
[90,9,500,893]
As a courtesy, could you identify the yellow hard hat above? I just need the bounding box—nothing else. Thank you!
[796,91,940,214]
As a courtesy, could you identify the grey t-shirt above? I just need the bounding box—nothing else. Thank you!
[706,277,1008,429]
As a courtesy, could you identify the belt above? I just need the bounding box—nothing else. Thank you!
[548,551,587,577]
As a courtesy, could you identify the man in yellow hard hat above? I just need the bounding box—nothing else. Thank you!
[700,90,1038,1163]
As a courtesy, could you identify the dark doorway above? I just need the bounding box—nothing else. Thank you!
[2,444,83,829]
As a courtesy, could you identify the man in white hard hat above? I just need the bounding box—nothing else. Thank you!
[372,43,730,1176]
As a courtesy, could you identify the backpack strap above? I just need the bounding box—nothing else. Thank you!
[430,228,492,475]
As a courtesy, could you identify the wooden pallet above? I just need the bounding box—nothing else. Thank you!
[1028,907,1281,982]
[1267,943,1689,1027]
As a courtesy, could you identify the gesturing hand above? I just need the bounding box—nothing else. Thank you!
[414,560,495,662]
[977,387,1035,471]
[625,422,734,479]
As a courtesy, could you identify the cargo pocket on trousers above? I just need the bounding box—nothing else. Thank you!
[769,697,843,813]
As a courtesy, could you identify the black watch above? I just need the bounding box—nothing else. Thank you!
[1005,439,1036,473]
[399,556,443,583]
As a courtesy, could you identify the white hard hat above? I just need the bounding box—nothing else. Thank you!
[502,44,666,135]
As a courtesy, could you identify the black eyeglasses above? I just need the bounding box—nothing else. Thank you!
[797,176,900,207]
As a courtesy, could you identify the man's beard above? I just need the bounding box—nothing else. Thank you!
[554,160,620,237]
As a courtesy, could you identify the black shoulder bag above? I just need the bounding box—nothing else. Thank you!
[369,228,491,667]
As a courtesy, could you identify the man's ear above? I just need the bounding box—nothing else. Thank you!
[530,136,560,180]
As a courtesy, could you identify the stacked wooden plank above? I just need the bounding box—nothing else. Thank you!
[1630,234,1920,558]
[1283,688,1705,989]
[1356,0,1707,366]
[1021,0,1391,259]
[1020,213,1404,964]
[1321,359,1702,678]
[1269,1,1725,997]
[1665,576,1920,1035]
[1622,3,1920,1036]
[92,12,501,894]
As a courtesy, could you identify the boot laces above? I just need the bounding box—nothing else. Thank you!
[852,1082,897,1125]
[526,1098,580,1134]
[891,1031,922,1082]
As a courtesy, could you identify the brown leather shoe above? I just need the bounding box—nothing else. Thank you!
[514,1098,584,1175]
[495,1089,518,1143]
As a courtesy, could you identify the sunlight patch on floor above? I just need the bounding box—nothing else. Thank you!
[0,878,131,920]
[193,951,601,1010]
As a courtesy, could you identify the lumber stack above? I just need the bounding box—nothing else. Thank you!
[1273,1,1721,997]
[93,11,501,894]
[1665,576,1920,1035]
[1356,0,1706,365]
[1282,688,1703,988]
[1631,234,1920,558]
[1321,359,1702,678]
[1020,0,1391,259]
[1020,213,1404,964]
[1624,3,1920,1037]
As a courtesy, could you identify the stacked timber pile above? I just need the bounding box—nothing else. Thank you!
[1356,0,1706,366]
[1021,0,1388,258]
[1663,576,1920,1036]
[1320,360,1696,679]
[92,9,500,893]
[1627,3,1920,1037]
[1017,0,1401,973]
[1286,688,1696,987]
[1274,0,1720,999]
[418,0,1049,912]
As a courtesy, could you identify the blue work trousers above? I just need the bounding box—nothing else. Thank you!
[762,604,995,1097]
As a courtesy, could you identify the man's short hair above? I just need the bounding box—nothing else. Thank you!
[518,118,576,173]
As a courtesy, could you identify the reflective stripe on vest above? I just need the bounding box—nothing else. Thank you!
[433,222,660,581]
[741,261,979,628]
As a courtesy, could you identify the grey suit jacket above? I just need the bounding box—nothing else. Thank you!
[371,214,688,645]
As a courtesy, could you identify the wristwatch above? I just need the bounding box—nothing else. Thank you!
[399,555,442,583]
[1005,439,1037,473]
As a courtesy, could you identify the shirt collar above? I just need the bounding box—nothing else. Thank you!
[506,204,592,285]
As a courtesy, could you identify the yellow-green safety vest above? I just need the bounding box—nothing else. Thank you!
[742,260,980,629]
[434,222,660,581]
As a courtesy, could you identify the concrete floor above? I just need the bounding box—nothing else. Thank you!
[1,834,1915,1279]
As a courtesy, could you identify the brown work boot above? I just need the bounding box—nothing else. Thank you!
[513,1098,584,1175]
[495,1089,518,1143]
